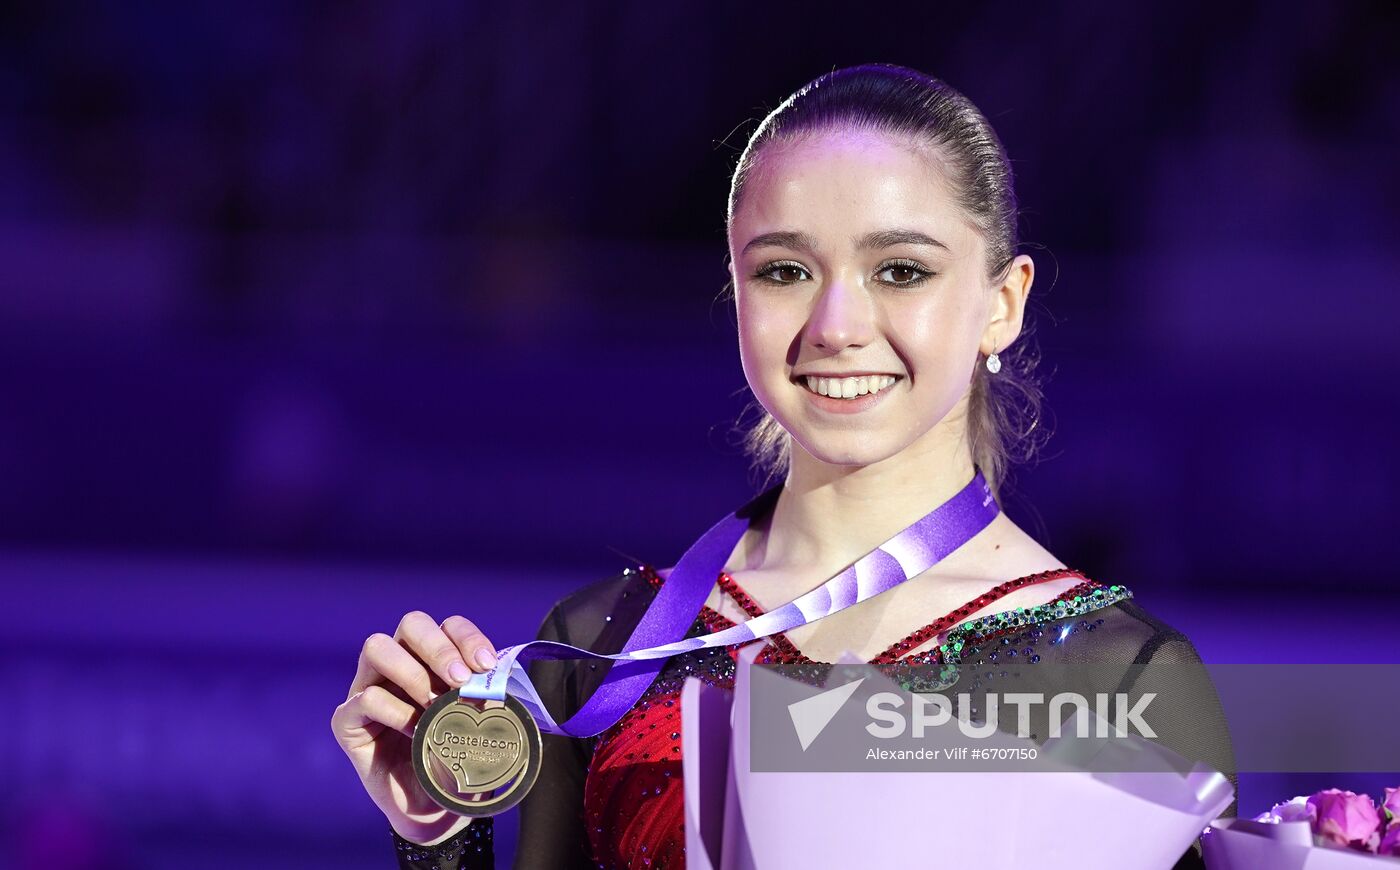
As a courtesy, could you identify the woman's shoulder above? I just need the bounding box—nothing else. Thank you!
[549,565,653,614]
[1071,588,1210,668]
[987,519,1207,664]
[1092,594,1204,661]
[952,560,1207,671]
[535,566,656,650]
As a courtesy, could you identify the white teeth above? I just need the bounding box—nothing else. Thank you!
[802,375,898,399]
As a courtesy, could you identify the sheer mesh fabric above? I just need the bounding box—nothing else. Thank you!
[393,570,1236,869]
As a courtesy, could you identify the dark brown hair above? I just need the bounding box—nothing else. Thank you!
[726,63,1047,497]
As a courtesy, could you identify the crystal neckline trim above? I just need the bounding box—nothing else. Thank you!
[914,582,1134,690]
[940,582,1133,658]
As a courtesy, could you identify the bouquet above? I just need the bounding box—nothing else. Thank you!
[683,646,1236,870]
[1202,787,1400,866]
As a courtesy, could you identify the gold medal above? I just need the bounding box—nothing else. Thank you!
[412,691,542,817]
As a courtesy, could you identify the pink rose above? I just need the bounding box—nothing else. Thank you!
[1383,787,1400,823]
[1380,824,1400,858]
[1307,789,1382,852]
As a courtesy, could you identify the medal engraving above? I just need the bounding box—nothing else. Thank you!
[413,692,542,817]
[427,704,527,792]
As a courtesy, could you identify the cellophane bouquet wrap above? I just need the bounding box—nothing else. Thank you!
[1202,788,1400,867]
[682,645,1235,870]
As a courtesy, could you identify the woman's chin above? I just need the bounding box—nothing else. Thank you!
[788,435,907,470]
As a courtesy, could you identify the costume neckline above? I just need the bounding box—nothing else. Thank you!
[637,563,1115,665]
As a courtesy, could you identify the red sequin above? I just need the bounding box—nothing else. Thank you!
[585,564,1103,868]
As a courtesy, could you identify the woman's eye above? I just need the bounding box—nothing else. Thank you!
[754,262,811,284]
[875,263,932,286]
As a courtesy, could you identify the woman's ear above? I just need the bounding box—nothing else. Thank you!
[981,254,1034,355]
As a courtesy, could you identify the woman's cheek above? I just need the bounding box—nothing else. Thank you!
[897,294,949,339]
[739,302,790,367]
[737,312,779,399]
[897,294,978,360]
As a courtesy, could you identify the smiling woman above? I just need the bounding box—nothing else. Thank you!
[726,70,1044,497]
[332,64,1236,870]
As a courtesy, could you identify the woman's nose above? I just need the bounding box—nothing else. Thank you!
[805,278,876,351]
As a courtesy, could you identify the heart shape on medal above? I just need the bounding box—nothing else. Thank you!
[426,704,528,794]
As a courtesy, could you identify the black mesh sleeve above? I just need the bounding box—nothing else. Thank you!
[511,569,657,868]
[1115,602,1239,868]
[509,599,596,868]
[391,821,494,870]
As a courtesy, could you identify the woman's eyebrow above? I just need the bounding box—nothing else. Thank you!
[856,229,950,252]
[742,230,818,255]
[741,228,949,255]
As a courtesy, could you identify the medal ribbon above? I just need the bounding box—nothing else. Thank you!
[459,470,999,737]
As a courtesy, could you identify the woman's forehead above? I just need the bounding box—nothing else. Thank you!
[733,129,975,248]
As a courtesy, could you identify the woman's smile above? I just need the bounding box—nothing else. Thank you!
[800,373,901,398]
[795,372,904,414]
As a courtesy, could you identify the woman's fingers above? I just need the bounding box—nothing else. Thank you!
[440,615,498,672]
[394,610,478,686]
[337,684,419,740]
[349,630,436,707]
[344,611,494,715]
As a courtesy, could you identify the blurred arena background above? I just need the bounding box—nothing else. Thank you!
[1,2,1397,867]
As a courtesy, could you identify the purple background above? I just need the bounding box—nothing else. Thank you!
[2,3,1397,867]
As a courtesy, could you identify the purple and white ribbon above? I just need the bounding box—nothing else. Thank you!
[460,471,999,737]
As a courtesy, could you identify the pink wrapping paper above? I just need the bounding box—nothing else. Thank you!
[682,645,1236,869]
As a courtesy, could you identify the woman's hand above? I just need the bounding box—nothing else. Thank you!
[330,611,500,845]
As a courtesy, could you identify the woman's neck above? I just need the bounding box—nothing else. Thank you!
[735,408,982,576]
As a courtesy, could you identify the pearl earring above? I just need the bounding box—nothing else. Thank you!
[985,350,1002,374]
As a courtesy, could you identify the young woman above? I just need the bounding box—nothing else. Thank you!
[331,64,1236,869]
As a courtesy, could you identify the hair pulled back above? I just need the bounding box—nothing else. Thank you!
[727,63,1046,497]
